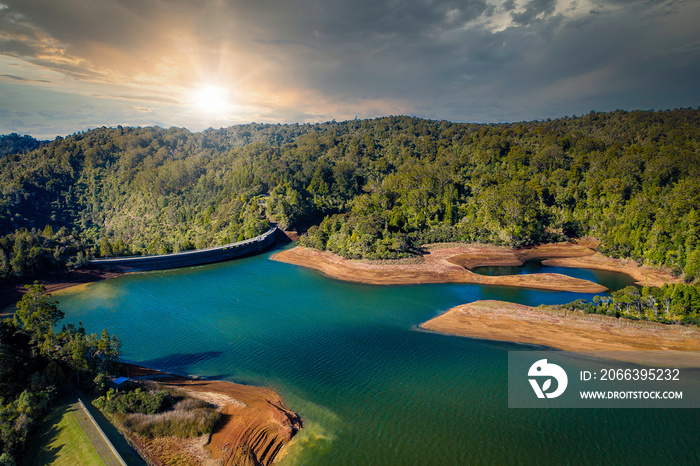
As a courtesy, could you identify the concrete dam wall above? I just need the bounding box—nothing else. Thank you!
[90,226,278,272]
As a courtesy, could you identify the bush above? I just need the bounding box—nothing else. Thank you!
[121,398,220,439]
[94,388,172,415]
[95,388,220,439]
[680,315,700,326]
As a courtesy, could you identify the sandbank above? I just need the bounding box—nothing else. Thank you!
[420,300,700,364]
[271,243,610,292]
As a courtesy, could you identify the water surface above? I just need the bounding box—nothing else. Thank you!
[57,245,699,465]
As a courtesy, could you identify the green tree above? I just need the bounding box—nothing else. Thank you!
[683,249,700,281]
[13,283,64,339]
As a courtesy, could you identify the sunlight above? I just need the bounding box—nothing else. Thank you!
[191,84,230,114]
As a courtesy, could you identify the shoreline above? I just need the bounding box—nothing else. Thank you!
[271,241,681,291]
[419,300,700,363]
[271,242,641,292]
[118,363,302,465]
[541,253,680,288]
[272,242,691,358]
[1,229,302,315]
[0,268,125,314]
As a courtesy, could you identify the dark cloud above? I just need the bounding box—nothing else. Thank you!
[511,0,558,26]
[1,0,162,52]
[0,108,31,118]
[0,0,698,136]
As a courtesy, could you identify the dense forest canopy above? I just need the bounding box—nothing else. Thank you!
[1,109,699,284]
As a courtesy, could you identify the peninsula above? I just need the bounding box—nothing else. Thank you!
[419,300,700,354]
[271,241,678,292]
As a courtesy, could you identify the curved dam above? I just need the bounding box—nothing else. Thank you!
[90,226,278,272]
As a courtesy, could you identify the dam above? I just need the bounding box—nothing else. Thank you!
[90,226,278,272]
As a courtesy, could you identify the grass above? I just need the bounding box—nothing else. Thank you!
[22,400,105,466]
[117,396,220,439]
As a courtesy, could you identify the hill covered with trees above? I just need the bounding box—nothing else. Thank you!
[1,109,699,284]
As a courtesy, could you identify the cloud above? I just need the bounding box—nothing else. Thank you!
[0,73,50,83]
[91,94,180,105]
[0,0,698,137]
[510,0,558,25]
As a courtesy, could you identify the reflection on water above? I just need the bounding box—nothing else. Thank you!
[56,246,697,465]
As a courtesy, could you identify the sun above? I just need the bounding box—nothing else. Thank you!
[192,84,230,114]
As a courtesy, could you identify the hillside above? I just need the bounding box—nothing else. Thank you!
[1,109,699,283]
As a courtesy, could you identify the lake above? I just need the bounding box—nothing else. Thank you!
[56,244,700,465]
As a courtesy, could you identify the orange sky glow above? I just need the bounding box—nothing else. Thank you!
[1,0,698,138]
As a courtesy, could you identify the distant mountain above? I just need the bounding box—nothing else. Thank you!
[0,133,45,156]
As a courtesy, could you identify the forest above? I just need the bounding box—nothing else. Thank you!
[0,134,45,158]
[1,109,699,288]
[0,285,219,463]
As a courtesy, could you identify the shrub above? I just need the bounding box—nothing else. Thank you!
[121,400,220,439]
[95,387,220,439]
[94,388,172,415]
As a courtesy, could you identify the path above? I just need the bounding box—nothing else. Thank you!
[69,398,126,466]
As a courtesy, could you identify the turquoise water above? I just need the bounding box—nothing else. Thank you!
[57,245,699,465]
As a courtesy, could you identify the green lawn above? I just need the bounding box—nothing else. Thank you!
[22,401,105,466]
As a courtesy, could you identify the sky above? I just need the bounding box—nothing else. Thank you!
[0,0,699,139]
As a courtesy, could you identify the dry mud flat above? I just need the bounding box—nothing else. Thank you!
[541,254,680,288]
[273,242,694,363]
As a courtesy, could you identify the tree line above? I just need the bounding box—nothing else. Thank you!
[563,283,700,326]
[1,109,699,285]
